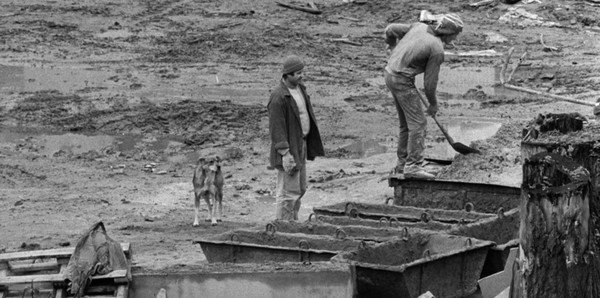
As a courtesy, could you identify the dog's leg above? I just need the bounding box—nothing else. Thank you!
[203,193,216,225]
[193,193,200,227]
[207,194,217,226]
[216,189,223,222]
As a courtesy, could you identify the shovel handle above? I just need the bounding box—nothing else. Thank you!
[415,89,456,144]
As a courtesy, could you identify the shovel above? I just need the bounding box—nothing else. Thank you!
[416,89,481,155]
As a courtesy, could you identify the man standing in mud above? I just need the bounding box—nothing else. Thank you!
[384,12,463,179]
[268,55,324,220]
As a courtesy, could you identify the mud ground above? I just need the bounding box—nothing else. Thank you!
[0,0,599,272]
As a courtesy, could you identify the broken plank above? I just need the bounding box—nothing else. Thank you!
[55,288,65,298]
[276,1,322,15]
[331,38,362,46]
[339,16,361,22]
[0,269,128,286]
[0,243,130,263]
[9,259,59,273]
[116,285,128,298]
[503,84,596,107]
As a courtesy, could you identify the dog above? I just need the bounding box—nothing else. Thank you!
[192,156,224,226]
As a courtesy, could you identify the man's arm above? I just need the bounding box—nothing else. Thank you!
[267,95,289,152]
[423,52,444,107]
[384,23,412,51]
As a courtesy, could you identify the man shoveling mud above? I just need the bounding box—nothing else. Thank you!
[384,12,463,179]
[268,55,324,220]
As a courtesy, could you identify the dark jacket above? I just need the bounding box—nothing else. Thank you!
[268,80,324,169]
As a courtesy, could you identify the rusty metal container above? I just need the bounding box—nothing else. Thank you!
[313,201,494,224]
[388,177,521,213]
[194,229,366,264]
[332,234,494,298]
[266,220,438,242]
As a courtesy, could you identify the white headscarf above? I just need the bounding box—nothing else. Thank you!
[420,11,464,36]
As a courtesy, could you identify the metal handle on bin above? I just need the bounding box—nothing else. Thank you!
[466,238,473,247]
[422,249,431,259]
[497,207,505,219]
[298,240,311,265]
[299,240,310,250]
[385,197,394,205]
[389,217,399,228]
[379,217,390,227]
[308,213,317,222]
[345,202,356,214]
[402,227,410,241]
[348,208,358,219]
[464,202,474,213]
[230,234,240,242]
[420,211,431,223]
[359,240,368,250]
[335,228,347,239]
[266,222,277,236]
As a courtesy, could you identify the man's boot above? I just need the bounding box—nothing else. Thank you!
[404,164,435,179]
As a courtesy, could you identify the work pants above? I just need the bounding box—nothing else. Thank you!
[275,141,307,220]
[384,70,427,170]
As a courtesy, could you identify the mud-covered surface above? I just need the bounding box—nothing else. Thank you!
[314,214,456,231]
[270,219,437,242]
[199,229,364,252]
[449,207,520,245]
[334,233,489,266]
[314,201,494,223]
[1,0,600,273]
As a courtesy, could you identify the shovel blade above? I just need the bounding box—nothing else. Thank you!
[452,142,481,155]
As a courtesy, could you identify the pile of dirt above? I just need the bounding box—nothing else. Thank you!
[437,121,526,185]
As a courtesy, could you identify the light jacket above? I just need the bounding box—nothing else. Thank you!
[268,80,324,169]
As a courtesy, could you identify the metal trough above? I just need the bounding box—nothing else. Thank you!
[313,201,494,224]
[388,177,521,213]
[193,229,367,264]
[449,207,520,277]
[266,220,438,242]
[332,234,495,298]
[309,213,456,231]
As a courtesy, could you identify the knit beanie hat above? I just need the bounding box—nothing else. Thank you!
[282,55,304,75]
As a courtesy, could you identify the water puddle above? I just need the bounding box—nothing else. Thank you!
[0,64,115,94]
[367,66,515,100]
[130,271,352,298]
[0,126,184,158]
[340,138,387,158]
[426,120,502,161]
[415,66,502,97]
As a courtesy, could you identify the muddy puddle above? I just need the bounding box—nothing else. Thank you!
[130,271,352,298]
[426,120,502,161]
[0,63,117,94]
[367,66,518,100]
[0,125,187,159]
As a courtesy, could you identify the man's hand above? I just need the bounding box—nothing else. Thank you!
[426,104,438,117]
[282,152,296,174]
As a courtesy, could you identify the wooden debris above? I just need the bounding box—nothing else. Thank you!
[307,1,318,10]
[339,16,361,22]
[276,1,322,15]
[0,243,132,298]
[540,34,559,52]
[503,84,595,107]
[470,0,498,8]
[500,47,515,85]
[506,51,527,83]
[331,38,362,46]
